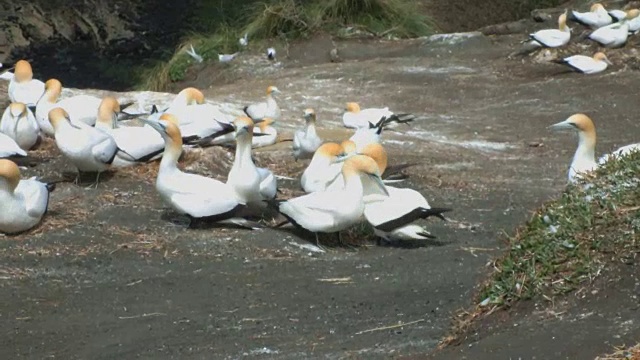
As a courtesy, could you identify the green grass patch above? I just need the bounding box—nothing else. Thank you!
[478,151,640,308]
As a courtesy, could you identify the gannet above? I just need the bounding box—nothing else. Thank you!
[0,159,55,234]
[569,3,613,28]
[0,132,27,158]
[267,48,276,61]
[244,86,281,121]
[348,115,413,152]
[143,115,257,229]
[94,97,165,167]
[239,33,249,47]
[269,155,388,245]
[186,44,204,63]
[527,11,571,48]
[552,52,612,74]
[8,60,45,109]
[49,107,118,183]
[549,113,640,183]
[588,10,640,48]
[293,108,323,161]
[35,78,103,135]
[301,142,347,193]
[0,103,40,151]
[219,53,239,63]
[227,116,277,207]
[342,102,415,129]
[609,9,627,22]
[251,118,278,148]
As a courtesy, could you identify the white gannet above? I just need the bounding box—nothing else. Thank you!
[186,44,204,63]
[143,115,257,229]
[549,113,640,183]
[49,107,118,183]
[94,97,165,167]
[609,9,627,23]
[588,10,640,48]
[552,52,612,74]
[0,132,27,158]
[0,102,40,151]
[239,33,249,47]
[342,102,415,129]
[569,3,613,28]
[244,86,281,121]
[356,144,451,241]
[8,60,45,109]
[293,108,323,161]
[267,47,276,61]
[301,142,347,193]
[35,78,104,135]
[527,11,571,48]
[269,155,388,245]
[218,53,239,63]
[348,115,412,152]
[226,116,277,208]
[252,118,278,148]
[0,159,55,234]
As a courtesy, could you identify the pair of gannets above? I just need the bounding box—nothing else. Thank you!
[588,9,640,48]
[527,11,571,49]
[569,3,613,28]
[0,159,55,234]
[8,60,45,109]
[342,102,415,129]
[553,52,612,74]
[0,103,41,151]
[549,114,640,183]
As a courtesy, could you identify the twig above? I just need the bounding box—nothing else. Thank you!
[118,312,166,320]
[355,319,425,335]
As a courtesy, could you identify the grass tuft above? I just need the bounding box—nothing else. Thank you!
[596,343,640,360]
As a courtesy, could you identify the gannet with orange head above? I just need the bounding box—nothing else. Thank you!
[569,3,613,28]
[342,102,415,129]
[549,113,640,183]
[270,154,388,247]
[243,86,281,122]
[300,142,347,193]
[0,102,40,151]
[94,97,166,167]
[49,107,118,185]
[8,60,45,108]
[552,52,612,74]
[0,159,55,234]
[293,108,323,160]
[252,118,278,148]
[527,11,571,48]
[142,114,259,229]
[589,9,640,47]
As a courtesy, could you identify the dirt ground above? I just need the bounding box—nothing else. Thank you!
[2,17,640,360]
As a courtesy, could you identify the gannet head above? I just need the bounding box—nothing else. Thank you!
[549,113,597,144]
[14,60,33,83]
[593,52,612,65]
[48,107,71,131]
[9,103,27,118]
[233,116,255,136]
[178,87,205,105]
[342,155,389,196]
[558,11,568,31]
[0,159,20,192]
[303,108,316,121]
[590,3,605,12]
[144,113,183,150]
[626,9,640,19]
[315,142,346,162]
[267,86,281,96]
[345,102,361,113]
[97,96,121,128]
[44,78,63,102]
[340,140,357,155]
[358,143,388,175]
[258,118,275,132]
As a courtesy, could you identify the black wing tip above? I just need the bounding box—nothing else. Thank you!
[423,207,453,221]
[46,182,57,192]
[120,102,134,111]
[416,231,437,239]
[243,106,250,116]
[151,104,159,114]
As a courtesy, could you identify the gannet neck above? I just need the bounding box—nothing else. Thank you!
[343,172,365,198]
[306,121,318,138]
[159,139,182,174]
[573,131,597,165]
[234,131,254,168]
[266,95,277,111]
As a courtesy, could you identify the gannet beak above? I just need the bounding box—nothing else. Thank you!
[548,120,576,131]
[334,153,355,163]
[604,58,613,66]
[142,119,166,133]
[369,174,390,197]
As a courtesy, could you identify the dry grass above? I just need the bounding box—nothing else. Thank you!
[596,343,640,360]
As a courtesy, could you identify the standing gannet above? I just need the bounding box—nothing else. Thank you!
[0,132,27,158]
[569,3,613,28]
[269,155,388,245]
[588,10,640,47]
[300,142,347,193]
[94,97,165,167]
[8,60,45,109]
[143,115,257,228]
[0,159,55,234]
[342,102,415,129]
[252,118,278,148]
[0,103,40,151]
[293,108,323,160]
[244,86,281,121]
[527,11,571,48]
[548,113,640,183]
[552,52,612,74]
[35,78,104,135]
[49,107,118,184]
[226,116,277,207]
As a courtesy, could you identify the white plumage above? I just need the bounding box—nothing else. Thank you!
[528,11,571,48]
[244,86,281,121]
[0,103,40,151]
[0,132,27,158]
[553,52,611,74]
[8,60,45,108]
[293,108,323,160]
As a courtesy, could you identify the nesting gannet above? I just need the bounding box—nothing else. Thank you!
[269,155,387,245]
[219,53,239,63]
[588,10,640,48]
[239,33,249,47]
[552,52,612,74]
[293,108,323,161]
[267,48,276,61]
[244,86,281,121]
[609,9,628,22]
[35,78,104,135]
[0,159,55,234]
[94,97,166,167]
[569,3,613,28]
[186,44,204,63]
[527,11,571,48]
[227,116,277,207]
[301,142,347,193]
[252,118,278,148]
[549,113,640,183]
[0,132,27,158]
[8,60,45,109]
[342,102,415,129]
[0,103,40,151]
[143,115,257,228]
[49,107,118,183]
